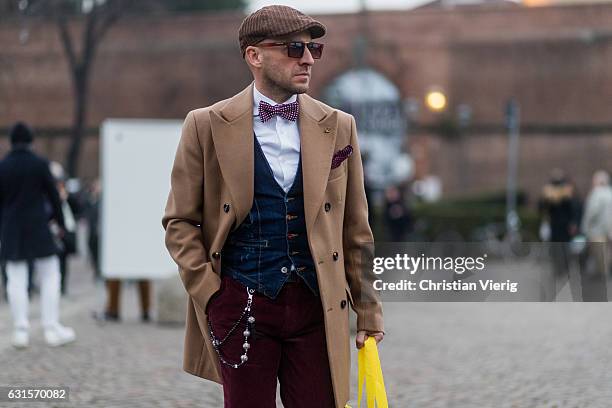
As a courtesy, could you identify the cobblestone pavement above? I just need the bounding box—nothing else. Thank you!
[1,257,612,407]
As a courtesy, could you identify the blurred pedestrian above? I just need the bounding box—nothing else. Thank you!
[582,170,612,241]
[362,151,375,228]
[384,184,412,241]
[1,261,6,301]
[49,161,77,296]
[0,122,76,348]
[84,179,101,280]
[580,170,612,277]
[98,279,151,322]
[65,178,85,220]
[537,168,607,300]
[85,180,151,322]
[539,168,581,244]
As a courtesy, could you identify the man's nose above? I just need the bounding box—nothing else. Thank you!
[300,46,315,65]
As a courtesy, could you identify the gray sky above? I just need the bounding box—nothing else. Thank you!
[247,0,432,14]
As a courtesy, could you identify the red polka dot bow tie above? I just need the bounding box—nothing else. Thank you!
[258,100,300,123]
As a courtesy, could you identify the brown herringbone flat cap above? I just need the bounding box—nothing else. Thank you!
[239,5,326,56]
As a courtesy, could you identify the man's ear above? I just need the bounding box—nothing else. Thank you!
[245,46,263,69]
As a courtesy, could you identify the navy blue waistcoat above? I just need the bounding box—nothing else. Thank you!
[221,133,319,299]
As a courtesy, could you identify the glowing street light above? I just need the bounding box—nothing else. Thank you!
[425,89,447,112]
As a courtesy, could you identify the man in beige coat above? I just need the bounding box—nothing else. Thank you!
[162,5,384,408]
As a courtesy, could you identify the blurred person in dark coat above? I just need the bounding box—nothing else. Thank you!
[539,168,581,243]
[0,122,76,348]
[361,151,375,228]
[84,179,101,279]
[49,161,78,296]
[538,168,589,299]
[384,185,412,241]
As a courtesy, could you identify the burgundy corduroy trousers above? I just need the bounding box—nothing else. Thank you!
[207,275,336,408]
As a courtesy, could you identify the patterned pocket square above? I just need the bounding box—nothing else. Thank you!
[331,145,353,169]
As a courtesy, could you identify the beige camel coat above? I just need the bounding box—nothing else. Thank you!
[162,82,384,408]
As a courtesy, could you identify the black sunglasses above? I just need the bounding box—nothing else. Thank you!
[256,41,324,59]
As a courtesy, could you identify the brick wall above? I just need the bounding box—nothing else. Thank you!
[1,4,610,199]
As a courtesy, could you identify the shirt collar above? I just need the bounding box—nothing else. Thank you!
[253,85,298,116]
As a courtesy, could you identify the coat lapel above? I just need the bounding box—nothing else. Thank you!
[299,93,339,235]
[209,84,339,234]
[210,83,254,228]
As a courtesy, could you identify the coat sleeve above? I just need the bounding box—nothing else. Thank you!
[342,114,385,334]
[162,111,220,312]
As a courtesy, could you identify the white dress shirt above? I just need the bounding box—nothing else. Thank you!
[253,85,300,193]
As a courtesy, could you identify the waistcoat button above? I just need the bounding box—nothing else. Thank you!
[333,252,339,261]
[324,202,331,212]
[281,266,288,274]
[212,251,221,259]
[223,203,231,213]
[340,300,347,309]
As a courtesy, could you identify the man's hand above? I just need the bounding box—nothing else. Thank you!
[49,222,65,239]
[356,330,384,349]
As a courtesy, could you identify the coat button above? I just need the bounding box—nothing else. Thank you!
[223,203,231,213]
[332,251,339,261]
[281,266,288,274]
[324,202,331,212]
[212,251,221,259]
[340,300,347,309]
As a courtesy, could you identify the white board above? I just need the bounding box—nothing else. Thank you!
[100,119,182,279]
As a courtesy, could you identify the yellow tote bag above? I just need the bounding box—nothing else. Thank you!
[345,337,388,408]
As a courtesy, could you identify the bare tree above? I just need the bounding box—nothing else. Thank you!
[14,0,245,176]
[17,0,148,176]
